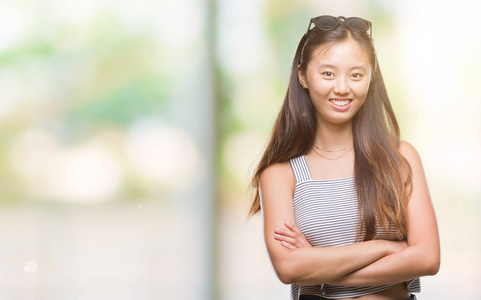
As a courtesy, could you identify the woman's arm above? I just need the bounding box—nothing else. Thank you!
[260,161,407,285]
[326,141,441,286]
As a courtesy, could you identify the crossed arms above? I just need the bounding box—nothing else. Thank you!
[259,141,440,286]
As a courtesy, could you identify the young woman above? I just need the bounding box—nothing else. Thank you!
[248,16,440,300]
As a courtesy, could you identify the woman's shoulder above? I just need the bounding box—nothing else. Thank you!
[259,160,296,191]
[399,140,422,162]
[260,160,293,181]
[399,140,419,156]
[259,161,296,208]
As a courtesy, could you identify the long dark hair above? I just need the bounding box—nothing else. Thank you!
[248,21,412,241]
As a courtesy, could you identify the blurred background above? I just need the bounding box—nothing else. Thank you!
[0,0,479,299]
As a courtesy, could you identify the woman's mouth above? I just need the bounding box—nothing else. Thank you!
[329,99,353,111]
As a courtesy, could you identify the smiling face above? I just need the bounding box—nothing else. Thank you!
[298,38,372,127]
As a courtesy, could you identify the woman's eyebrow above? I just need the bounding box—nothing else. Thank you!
[317,64,368,71]
[317,63,337,69]
[351,66,368,71]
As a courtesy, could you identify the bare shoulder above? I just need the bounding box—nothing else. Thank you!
[259,160,296,209]
[399,140,422,166]
[259,161,295,189]
[399,140,429,196]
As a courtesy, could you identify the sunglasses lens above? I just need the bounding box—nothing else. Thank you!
[314,16,339,30]
[346,18,370,32]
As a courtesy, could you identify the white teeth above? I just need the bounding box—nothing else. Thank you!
[330,99,351,106]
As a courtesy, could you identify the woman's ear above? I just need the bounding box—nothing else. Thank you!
[297,65,308,89]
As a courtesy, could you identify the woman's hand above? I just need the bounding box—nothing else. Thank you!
[274,221,312,249]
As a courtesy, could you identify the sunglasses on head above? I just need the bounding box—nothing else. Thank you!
[306,15,372,37]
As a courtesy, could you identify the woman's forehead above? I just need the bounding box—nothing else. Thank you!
[309,39,371,68]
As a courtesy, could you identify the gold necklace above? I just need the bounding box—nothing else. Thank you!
[312,146,353,160]
[313,144,354,153]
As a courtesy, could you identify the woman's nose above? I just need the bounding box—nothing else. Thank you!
[333,78,350,95]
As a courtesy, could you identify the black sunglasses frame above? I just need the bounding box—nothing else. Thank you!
[306,15,372,37]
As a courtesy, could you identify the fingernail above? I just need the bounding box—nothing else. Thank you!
[285,222,292,226]
[274,228,280,232]
[275,234,280,238]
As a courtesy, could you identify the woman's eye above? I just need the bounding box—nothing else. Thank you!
[352,73,363,79]
[322,72,334,77]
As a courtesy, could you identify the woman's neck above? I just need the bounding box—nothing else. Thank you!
[314,121,354,150]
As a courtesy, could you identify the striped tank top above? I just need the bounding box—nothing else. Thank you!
[289,155,420,299]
